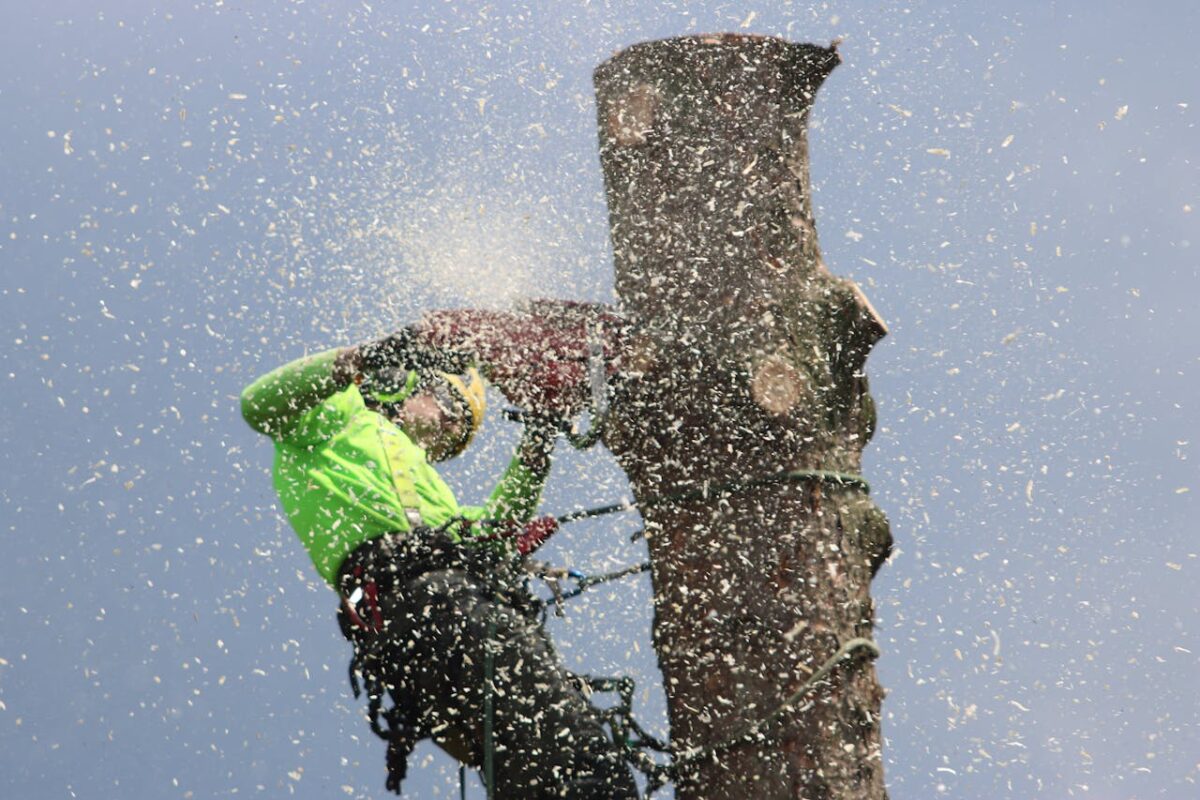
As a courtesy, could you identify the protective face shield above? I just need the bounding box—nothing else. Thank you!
[362,367,422,407]
[363,367,485,459]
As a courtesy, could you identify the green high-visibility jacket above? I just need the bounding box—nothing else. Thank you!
[240,348,546,586]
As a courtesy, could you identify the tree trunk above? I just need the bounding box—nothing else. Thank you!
[594,35,892,799]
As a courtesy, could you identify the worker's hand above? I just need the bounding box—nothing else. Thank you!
[515,515,559,556]
[331,346,364,389]
[517,413,563,474]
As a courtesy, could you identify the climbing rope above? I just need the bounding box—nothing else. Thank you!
[677,639,879,761]
[558,560,651,602]
[468,464,869,613]
[516,557,880,795]
[462,453,875,795]
[527,559,651,621]
[552,467,870,528]
[512,464,871,617]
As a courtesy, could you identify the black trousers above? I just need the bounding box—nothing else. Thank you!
[338,534,639,799]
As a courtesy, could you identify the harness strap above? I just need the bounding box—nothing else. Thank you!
[394,467,425,530]
[363,581,385,631]
[374,423,428,532]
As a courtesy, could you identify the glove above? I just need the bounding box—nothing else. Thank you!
[352,326,470,391]
[517,412,563,473]
[358,326,421,373]
[516,516,559,556]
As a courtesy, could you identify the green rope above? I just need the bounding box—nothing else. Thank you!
[554,468,869,526]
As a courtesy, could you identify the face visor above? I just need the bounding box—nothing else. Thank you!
[362,367,485,458]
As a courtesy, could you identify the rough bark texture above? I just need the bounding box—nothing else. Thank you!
[594,35,892,799]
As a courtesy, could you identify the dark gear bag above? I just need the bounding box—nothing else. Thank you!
[336,526,466,792]
[336,528,639,798]
[335,527,530,793]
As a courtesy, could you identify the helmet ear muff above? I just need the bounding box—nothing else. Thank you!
[441,367,486,452]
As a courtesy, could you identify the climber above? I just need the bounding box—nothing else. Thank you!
[240,327,638,798]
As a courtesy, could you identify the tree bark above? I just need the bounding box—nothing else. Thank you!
[594,35,892,799]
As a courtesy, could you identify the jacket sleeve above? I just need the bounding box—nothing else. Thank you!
[240,348,344,439]
[481,457,549,525]
[455,455,549,540]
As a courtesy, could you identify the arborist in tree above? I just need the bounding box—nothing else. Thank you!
[240,327,639,798]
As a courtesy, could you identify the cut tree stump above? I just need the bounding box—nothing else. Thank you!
[594,35,892,799]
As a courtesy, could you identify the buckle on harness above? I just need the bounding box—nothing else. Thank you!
[342,565,385,634]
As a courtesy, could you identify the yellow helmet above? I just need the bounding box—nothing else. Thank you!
[441,366,486,450]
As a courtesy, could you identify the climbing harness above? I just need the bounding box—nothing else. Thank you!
[339,526,532,797]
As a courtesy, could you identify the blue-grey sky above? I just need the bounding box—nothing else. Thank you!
[2,2,1197,798]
